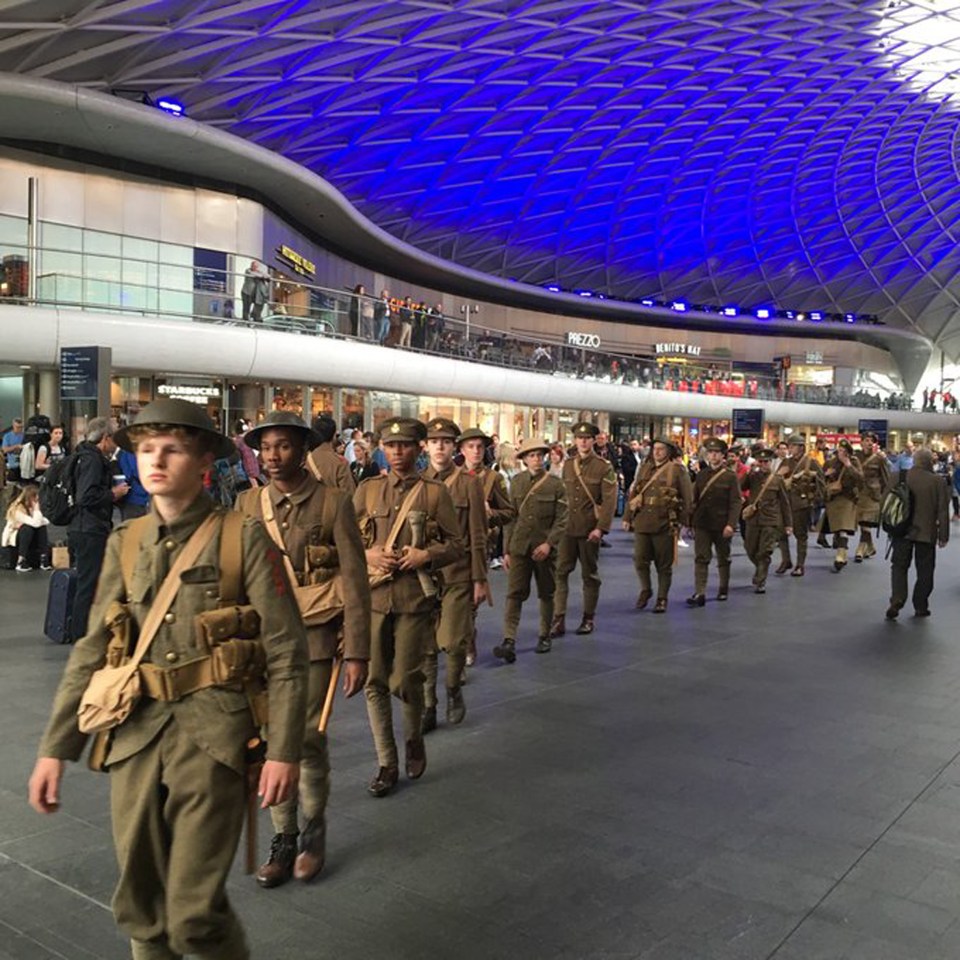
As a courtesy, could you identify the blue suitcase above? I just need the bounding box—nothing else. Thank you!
[44,568,77,644]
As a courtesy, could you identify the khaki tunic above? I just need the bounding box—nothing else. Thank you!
[469,464,515,554]
[824,457,863,533]
[625,459,694,533]
[856,451,891,526]
[421,464,488,586]
[690,465,740,595]
[740,470,792,532]
[307,443,356,494]
[562,452,618,536]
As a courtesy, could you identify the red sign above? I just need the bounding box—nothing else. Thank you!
[816,433,861,444]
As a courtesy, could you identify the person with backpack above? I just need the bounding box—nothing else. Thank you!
[67,418,129,640]
[885,448,950,620]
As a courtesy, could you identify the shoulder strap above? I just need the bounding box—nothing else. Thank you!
[258,486,300,586]
[572,458,601,519]
[120,515,152,594]
[752,470,779,506]
[384,479,426,552]
[519,472,551,512]
[443,466,461,490]
[637,461,672,500]
[306,453,323,483]
[218,510,244,604]
[124,513,219,671]
[697,466,728,501]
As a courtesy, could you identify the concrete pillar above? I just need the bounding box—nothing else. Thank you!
[39,370,59,422]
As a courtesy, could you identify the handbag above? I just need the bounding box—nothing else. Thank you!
[259,486,344,626]
[76,513,219,735]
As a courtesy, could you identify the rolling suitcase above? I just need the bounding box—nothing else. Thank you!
[44,568,77,644]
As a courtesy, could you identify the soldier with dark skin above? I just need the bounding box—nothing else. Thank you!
[494,438,567,661]
[741,448,793,593]
[623,438,693,613]
[307,415,356,494]
[775,433,825,577]
[419,418,489,733]
[458,427,515,666]
[823,439,864,571]
[684,437,741,606]
[551,421,618,637]
[354,418,461,797]
[28,399,308,960]
[236,412,370,889]
[854,431,891,562]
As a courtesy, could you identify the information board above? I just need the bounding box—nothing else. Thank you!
[732,408,764,437]
[60,347,100,401]
[857,418,889,449]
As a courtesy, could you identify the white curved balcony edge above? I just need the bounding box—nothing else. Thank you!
[8,306,957,432]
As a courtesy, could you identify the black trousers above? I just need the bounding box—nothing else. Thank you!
[16,525,49,566]
[890,538,936,614]
[67,530,108,641]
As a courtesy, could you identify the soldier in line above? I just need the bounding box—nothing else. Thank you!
[420,419,490,733]
[308,415,356,493]
[741,448,793,594]
[623,437,693,613]
[494,438,567,661]
[550,421,618,637]
[823,439,864,572]
[685,437,741,606]
[775,434,825,578]
[855,431,891,562]
[237,411,371,889]
[29,399,309,960]
[458,427,515,667]
[354,418,461,797]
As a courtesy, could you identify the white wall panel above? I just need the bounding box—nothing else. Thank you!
[160,186,196,245]
[0,157,32,218]
[195,189,238,251]
[84,172,124,233]
[122,180,163,239]
[236,198,263,259]
[39,166,86,227]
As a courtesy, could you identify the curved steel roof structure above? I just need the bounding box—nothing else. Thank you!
[3,1,960,355]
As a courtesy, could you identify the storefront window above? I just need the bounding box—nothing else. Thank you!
[342,389,365,429]
[311,386,335,420]
[272,384,304,416]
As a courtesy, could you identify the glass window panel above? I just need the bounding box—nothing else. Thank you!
[84,278,119,309]
[39,223,82,281]
[0,214,27,252]
[122,236,158,263]
[83,230,121,257]
[84,253,120,282]
[158,289,192,316]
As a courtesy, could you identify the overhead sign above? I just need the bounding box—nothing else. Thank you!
[567,332,601,349]
[157,383,220,404]
[60,347,100,401]
[655,342,701,357]
[732,408,764,436]
[857,419,889,448]
[276,244,316,277]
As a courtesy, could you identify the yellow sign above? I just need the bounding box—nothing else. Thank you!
[276,245,316,277]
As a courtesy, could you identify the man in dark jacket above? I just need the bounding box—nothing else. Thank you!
[67,417,128,639]
[886,448,950,620]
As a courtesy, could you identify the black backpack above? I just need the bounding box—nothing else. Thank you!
[39,451,78,525]
[880,469,913,538]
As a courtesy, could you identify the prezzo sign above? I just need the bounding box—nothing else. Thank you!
[655,342,701,357]
[567,331,601,349]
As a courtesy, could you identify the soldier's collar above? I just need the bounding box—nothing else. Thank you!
[149,492,216,544]
[270,470,315,506]
[389,470,418,487]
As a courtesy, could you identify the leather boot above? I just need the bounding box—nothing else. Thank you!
[635,589,652,610]
[685,594,706,607]
[653,598,668,614]
[256,832,299,888]
[854,542,866,563]
[293,818,326,883]
[575,615,595,635]
[833,547,848,571]
[791,565,804,577]
[368,765,399,798]
[446,687,466,724]
[549,614,566,638]
[405,739,427,780]
[775,559,792,575]
[493,638,517,663]
[420,705,437,735]
[535,635,552,653]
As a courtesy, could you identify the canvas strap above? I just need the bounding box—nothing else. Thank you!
[573,457,601,521]
[518,472,551,513]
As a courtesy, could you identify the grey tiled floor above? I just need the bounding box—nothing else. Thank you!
[3,528,960,959]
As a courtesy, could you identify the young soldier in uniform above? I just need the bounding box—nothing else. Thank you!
[494,437,567,661]
[741,448,793,593]
[685,437,740,606]
[458,426,515,666]
[236,411,370,888]
[854,431,891,562]
[28,398,308,960]
[624,437,693,613]
[420,418,489,733]
[354,418,461,797]
[775,433,825,577]
[823,439,864,572]
[307,414,356,493]
[551,421,618,637]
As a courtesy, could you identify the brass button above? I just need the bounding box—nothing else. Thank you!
[163,612,176,624]
[281,521,289,530]
[164,539,176,550]
[165,651,179,663]
[205,588,218,598]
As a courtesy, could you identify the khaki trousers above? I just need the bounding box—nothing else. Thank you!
[745,522,780,584]
[503,552,555,639]
[693,527,731,594]
[424,580,472,705]
[633,531,674,600]
[779,506,811,566]
[270,659,332,835]
[111,717,249,960]
[365,610,434,768]
[554,534,601,617]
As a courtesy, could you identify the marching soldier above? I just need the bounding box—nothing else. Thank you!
[855,431,891,562]
[623,437,693,613]
[551,421,618,637]
[29,398,308,960]
[823,439,864,572]
[420,418,489,733]
[236,411,371,888]
[458,426,515,666]
[354,418,461,797]
[741,448,793,593]
[308,415,355,493]
[494,438,567,661]
[685,437,740,606]
[775,434,825,577]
